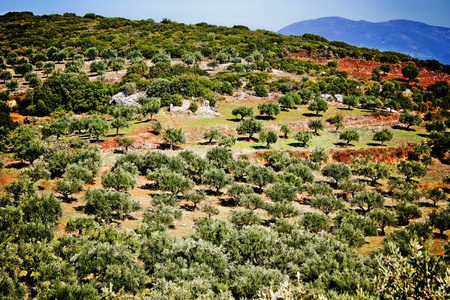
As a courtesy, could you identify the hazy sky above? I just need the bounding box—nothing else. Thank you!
[2,0,449,31]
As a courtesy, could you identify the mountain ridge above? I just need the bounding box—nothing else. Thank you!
[278,17,450,64]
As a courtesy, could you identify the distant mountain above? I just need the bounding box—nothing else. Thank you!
[278,17,450,65]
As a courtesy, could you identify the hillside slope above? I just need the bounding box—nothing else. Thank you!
[278,17,450,64]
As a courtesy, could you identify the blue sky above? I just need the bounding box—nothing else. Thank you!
[1,0,449,31]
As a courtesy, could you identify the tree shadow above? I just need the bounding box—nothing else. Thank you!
[367,142,382,147]
[74,205,85,212]
[237,136,258,142]
[337,107,352,111]
[417,133,430,138]
[157,143,180,150]
[433,232,448,239]
[226,118,242,122]
[287,142,307,148]
[6,162,28,169]
[57,195,78,203]
[180,204,196,211]
[140,182,157,190]
[302,113,321,117]
[220,198,238,207]
[251,145,266,150]
[417,201,435,208]
[256,115,276,120]
[391,124,416,132]
[135,119,152,124]
[114,149,125,154]
[334,142,351,147]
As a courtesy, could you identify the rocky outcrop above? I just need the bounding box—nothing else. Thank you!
[109,92,146,106]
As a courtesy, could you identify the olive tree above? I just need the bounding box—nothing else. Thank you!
[321,162,352,186]
[350,190,385,213]
[339,129,360,145]
[397,160,427,181]
[308,97,328,116]
[202,167,233,194]
[231,106,254,121]
[373,129,393,145]
[163,127,186,150]
[237,118,263,140]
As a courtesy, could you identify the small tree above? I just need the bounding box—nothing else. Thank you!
[357,162,391,185]
[152,121,163,135]
[149,168,194,196]
[0,70,13,83]
[380,64,391,76]
[267,201,299,219]
[328,114,344,133]
[259,129,278,149]
[397,160,427,181]
[185,190,206,210]
[118,137,134,151]
[202,167,233,194]
[84,47,99,60]
[401,65,420,81]
[427,187,447,207]
[227,182,253,205]
[203,128,224,145]
[163,127,186,150]
[257,103,280,119]
[43,62,55,77]
[399,111,422,130]
[201,204,220,218]
[310,148,329,164]
[237,118,263,140]
[280,124,291,139]
[245,164,277,190]
[308,98,328,116]
[396,203,422,225]
[101,166,137,192]
[111,117,129,136]
[321,162,352,186]
[265,182,297,202]
[55,178,83,201]
[231,106,254,120]
[342,95,359,110]
[350,190,385,213]
[310,195,343,215]
[294,131,312,147]
[141,98,161,121]
[230,209,262,228]
[301,213,330,233]
[373,129,393,145]
[367,208,397,236]
[339,129,360,145]
[429,209,450,237]
[278,94,295,110]
[308,119,323,135]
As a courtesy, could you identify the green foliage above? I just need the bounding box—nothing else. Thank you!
[285,163,315,183]
[401,64,420,81]
[230,209,262,228]
[203,128,224,145]
[375,240,449,299]
[101,165,137,191]
[308,118,323,134]
[280,124,291,139]
[301,213,330,233]
[265,182,298,202]
[373,128,393,145]
[399,111,423,129]
[202,167,233,194]
[429,208,450,236]
[55,178,84,200]
[259,129,278,149]
[11,126,44,164]
[294,130,312,147]
[339,129,360,145]
[308,97,328,116]
[396,202,422,225]
[321,162,352,185]
[328,114,344,133]
[237,117,263,140]
[397,160,427,181]
[427,187,447,207]
[350,190,385,213]
[245,164,277,189]
[311,194,343,215]
[163,127,186,150]
[84,189,140,223]
[266,201,299,219]
[257,103,280,119]
[149,168,194,195]
[231,106,254,120]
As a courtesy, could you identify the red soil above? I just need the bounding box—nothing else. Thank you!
[288,52,450,88]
